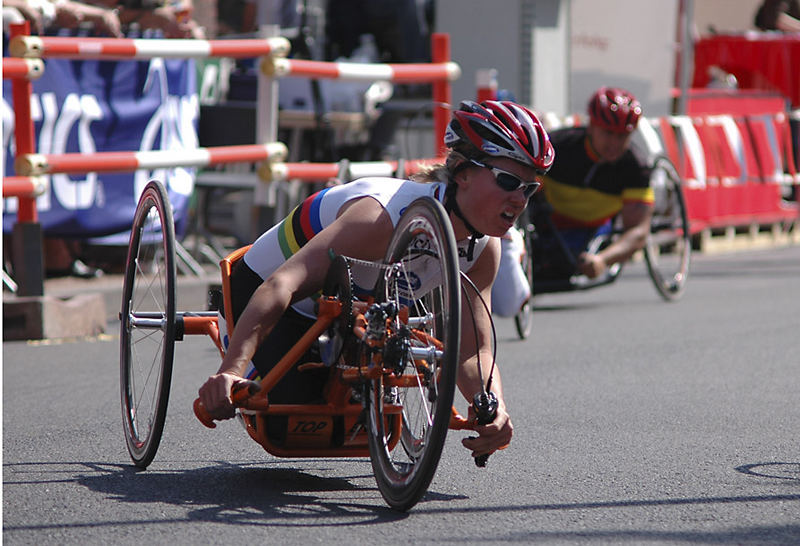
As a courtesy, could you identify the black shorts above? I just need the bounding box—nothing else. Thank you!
[228,259,330,404]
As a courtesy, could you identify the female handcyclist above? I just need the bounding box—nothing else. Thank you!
[198,99,555,461]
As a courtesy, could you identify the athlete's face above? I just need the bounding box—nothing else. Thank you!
[588,124,632,163]
[453,157,540,238]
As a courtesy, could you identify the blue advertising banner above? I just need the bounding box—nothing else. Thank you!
[3,55,198,239]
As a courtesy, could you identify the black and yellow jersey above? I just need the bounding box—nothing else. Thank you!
[541,126,654,228]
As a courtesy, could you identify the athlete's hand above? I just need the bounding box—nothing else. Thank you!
[578,252,607,279]
[461,403,513,459]
[198,372,248,421]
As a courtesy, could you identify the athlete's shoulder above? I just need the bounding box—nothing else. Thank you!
[549,125,586,147]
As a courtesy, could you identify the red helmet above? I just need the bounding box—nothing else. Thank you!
[445,100,555,173]
[587,87,642,133]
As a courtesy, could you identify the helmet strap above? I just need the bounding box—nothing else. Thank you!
[444,178,484,261]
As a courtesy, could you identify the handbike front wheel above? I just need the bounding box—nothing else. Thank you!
[120,180,177,468]
[367,197,461,511]
[514,223,534,339]
[644,155,691,301]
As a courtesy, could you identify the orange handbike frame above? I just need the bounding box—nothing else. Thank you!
[189,246,474,459]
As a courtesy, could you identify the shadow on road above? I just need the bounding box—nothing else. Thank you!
[4,460,413,527]
[3,459,470,528]
[735,461,800,481]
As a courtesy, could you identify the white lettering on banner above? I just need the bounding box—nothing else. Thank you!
[51,93,102,209]
[134,58,196,201]
[35,92,56,212]
[2,99,14,158]
[4,58,198,219]
[2,99,18,213]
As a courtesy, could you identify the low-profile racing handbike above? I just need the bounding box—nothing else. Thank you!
[520,153,692,304]
[119,180,499,511]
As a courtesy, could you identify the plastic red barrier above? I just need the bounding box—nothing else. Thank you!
[657,91,800,232]
[1,58,44,80]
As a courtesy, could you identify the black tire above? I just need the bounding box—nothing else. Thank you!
[644,155,691,301]
[366,197,461,511]
[514,224,534,339]
[119,180,177,468]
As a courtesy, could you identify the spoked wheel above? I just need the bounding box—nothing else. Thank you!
[366,197,461,511]
[119,180,177,468]
[644,155,691,301]
[514,224,534,340]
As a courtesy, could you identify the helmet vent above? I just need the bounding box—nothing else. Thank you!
[468,120,514,150]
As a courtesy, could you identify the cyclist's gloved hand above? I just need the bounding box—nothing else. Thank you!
[198,372,251,421]
[461,395,513,460]
[578,252,607,279]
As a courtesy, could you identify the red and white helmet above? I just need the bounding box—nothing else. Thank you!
[587,87,642,133]
[444,100,555,173]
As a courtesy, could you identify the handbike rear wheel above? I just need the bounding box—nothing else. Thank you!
[366,197,461,511]
[119,180,177,468]
[644,155,691,301]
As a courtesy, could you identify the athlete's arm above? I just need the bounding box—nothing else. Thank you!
[457,237,514,457]
[579,200,653,278]
[198,197,394,419]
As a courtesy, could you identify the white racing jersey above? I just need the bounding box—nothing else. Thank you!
[243,177,490,318]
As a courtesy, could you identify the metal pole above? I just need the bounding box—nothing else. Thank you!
[9,21,44,297]
[676,0,695,115]
[431,33,451,158]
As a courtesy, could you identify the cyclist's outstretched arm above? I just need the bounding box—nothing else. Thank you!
[579,200,653,277]
[198,197,395,420]
[457,237,513,458]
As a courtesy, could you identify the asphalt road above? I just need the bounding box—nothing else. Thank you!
[3,245,799,545]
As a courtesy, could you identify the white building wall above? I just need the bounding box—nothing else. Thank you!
[568,0,679,118]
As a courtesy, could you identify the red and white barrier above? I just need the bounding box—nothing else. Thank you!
[543,93,799,238]
[1,58,44,80]
[9,36,291,60]
[2,176,48,198]
[6,23,38,225]
[15,143,288,176]
[2,25,464,299]
[266,158,444,183]
[646,107,798,233]
[267,58,460,84]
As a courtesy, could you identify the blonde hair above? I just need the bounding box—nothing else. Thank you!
[409,151,470,183]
